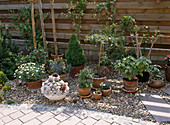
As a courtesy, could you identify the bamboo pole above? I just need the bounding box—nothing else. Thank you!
[38,0,47,51]
[29,0,36,49]
[98,41,102,70]
[50,0,58,56]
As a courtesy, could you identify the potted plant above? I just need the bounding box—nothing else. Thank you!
[93,89,102,100]
[100,52,112,71]
[49,58,71,81]
[41,73,69,100]
[165,54,170,81]
[65,34,87,78]
[148,65,165,88]
[100,82,111,96]
[77,67,93,98]
[114,56,151,93]
[14,63,46,90]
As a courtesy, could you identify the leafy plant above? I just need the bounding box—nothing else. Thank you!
[114,56,151,80]
[150,65,163,80]
[77,67,93,89]
[0,71,8,86]
[95,89,101,94]
[49,58,71,75]
[100,82,110,90]
[65,34,87,66]
[14,63,46,82]
[100,52,112,66]
[0,84,11,102]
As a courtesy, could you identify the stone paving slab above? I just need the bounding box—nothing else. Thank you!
[139,93,170,123]
[0,104,159,125]
[162,87,170,95]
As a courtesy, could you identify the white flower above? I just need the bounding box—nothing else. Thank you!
[26,72,29,74]
[19,76,21,78]
[36,70,38,72]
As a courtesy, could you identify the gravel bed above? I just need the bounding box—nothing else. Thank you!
[1,65,170,123]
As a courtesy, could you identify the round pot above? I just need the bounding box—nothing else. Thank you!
[101,87,111,96]
[78,86,91,96]
[70,65,84,78]
[92,76,107,89]
[60,73,69,82]
[136,71,150,83]
[27,79,42,90]
[148,79,165,88]
[43,93,67,101]
[123,78,138,91]
[93,92,102,100]
[165,66,170,82]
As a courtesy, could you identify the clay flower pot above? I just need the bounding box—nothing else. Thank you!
[70,65,84,78]
[123,77,138,92]
[101,87,111,96]
[92,76,107,89]
[148,79,165,88]
[77,85,91,96]
[93,92,102,100]
[27,79,42,90]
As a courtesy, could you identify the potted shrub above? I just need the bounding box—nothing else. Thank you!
[148,65,165,88]
[93,89,102,100]
[65,34,87,78]
[114,56,151,93]
[77,67,93,98]
[100,82,111,96]
[14,63,46,90]
[49,58,71,81]
[41,73,69,100]
[165,55,170,81]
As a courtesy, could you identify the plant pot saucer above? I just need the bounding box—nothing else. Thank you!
[78,93,92,98]
[148,82,165,88]
[122,87,138,93]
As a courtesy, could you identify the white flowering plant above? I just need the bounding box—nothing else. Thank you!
[14,63,46,82]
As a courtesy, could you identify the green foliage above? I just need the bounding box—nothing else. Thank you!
[100,82,110,90]
[0,84,11,102]
[150,65,163,80]
[0,71,8,86]
[114,56,151,80]
[95,89,101,94]
[65,34,87,66]
[100,52,112,66]
[7,101,15,105]
[49,58,71,75]
[77,67,93,89]
[120,16,135,33]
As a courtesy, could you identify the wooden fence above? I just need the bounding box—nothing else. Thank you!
[0,0,170,63]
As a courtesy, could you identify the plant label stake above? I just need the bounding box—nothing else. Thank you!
[50,0,58,57]
[29,0,37,49]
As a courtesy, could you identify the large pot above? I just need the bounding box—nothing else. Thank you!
[123,78,138,91]
[136,71,150,83]
[60,73,69,82]
[27,79,42,90]
[70,65,84,78]
[92,76,107,88]
[78,86,91,96]
[165,66,170,82]
[101,87,111,96]
[43,93,67,100]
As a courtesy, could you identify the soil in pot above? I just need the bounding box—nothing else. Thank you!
[101,87,111,96]
[136,71,150,82]
[27,79,42,90]
[165,66,170,82]
[123,78,138,92]
[93,92,102,100]
[70,65,84,78]
[92,76,107,89]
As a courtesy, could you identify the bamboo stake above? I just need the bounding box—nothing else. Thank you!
[147,37,159,59]
[98,41,102,70]
[29,0,36,49]
[38,0,47,51]
[135,30,139,59]
[50,0,58,56]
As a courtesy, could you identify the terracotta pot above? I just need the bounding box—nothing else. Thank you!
[51,53,64,59]
[78,85,91,96]
[136,71,150,83]
[27,79,42,90]
[123,78,138,91]
[60,73,69,81]
[93,92,102,100]
[101,87,111,96]
[92,76,107,88]
[70,65,84,78]
[107,65,112,71]
[165,66,170,82]
[149,79,165,88]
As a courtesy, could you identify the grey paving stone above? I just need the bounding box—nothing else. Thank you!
[81,117,97,125]
[55,113,70,122]
[9,111,24,119]
[0,119,4,125]
[37,112,54,122]
[5,119,23,125]
[94,119,110,125]
[91,114,102,120]
[19,111,41,123]
[139,93,170,123]
[162,87,170,95]
[76,122,85,125]
[0,109,17,116]
[1,116,13,123]
[41,118,60,125]
[0,112,3,118]
[20,109,32,114]
[59,116,81,125]
[75,111,88,119]
[23,118,41,125]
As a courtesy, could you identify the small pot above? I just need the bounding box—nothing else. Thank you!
[27,79,42,90]
[78,85,91,96]
[165,66,170,82]
[123,77,138,91]
[92,76,107,89]
[148,79,165,88]
[93,92,102,100]
[60,73,69,81]
[101,87,111,96]
[70,65,84,78]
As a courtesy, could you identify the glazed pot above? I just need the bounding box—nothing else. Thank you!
[123,78,138,91]
[136,71,150,83]
[101,87,111,96]
[27,79,42,90]
[70,65,84,78]
[93,92,102,100]
[92,76,107,88]
[165,66,170,82]
[60,73,69,82]
[78,85,91,96]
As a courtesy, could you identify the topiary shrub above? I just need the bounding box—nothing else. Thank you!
[0,71,8,86]
[65,34,87,66]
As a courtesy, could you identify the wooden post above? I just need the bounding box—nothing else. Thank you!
[98,41,102,70]
[38,0,47,51]
[50,0,58,56]
[29,0,36,49]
